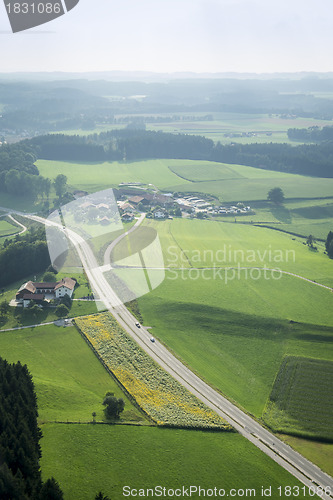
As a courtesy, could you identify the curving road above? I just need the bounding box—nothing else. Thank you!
[5,207,333,500]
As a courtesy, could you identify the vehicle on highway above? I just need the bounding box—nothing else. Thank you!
[135,322,140,328]
[150,337,155,343]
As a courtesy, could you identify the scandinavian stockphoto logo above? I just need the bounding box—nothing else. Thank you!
[45,188,165,309]
[4,0,79,33]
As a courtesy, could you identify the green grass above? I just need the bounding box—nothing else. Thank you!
[281,435,333,477]
[37,158,333,203]
[40,424,313,500]
[0,324,145,424]
[245,199,333,240]
[0,192,48,212]
[143,218,333,287]
[263,357,333,440]
[37,159,191,192]
[0,219,20,237]
[139,284,333,417]
[132,217,333,419]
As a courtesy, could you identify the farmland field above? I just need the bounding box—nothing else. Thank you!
[0,324,145,423]
[55,112,333,145]
[40,424,314,500]
[263,357,333,440]
[138,276,333,416]
[132,218,333,420]
[36,158,333,203]
[141,218,333,287]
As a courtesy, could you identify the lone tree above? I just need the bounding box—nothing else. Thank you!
[54,174,67,199]
[102,392,125,419]
[326,231,333,258]
[55,304,69,318]
[267,187,285,204]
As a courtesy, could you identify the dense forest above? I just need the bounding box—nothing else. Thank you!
[27,129,333,178]
[0,143,50,198]
[0,358,63,499]
[0,227,50,288]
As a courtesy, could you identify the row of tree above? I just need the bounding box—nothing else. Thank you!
[25,129,333,177]
[0,357,63,499]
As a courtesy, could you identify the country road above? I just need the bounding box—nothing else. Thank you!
[3,205,332,500]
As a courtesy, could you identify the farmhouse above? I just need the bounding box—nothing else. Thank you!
[16,277,76,307]
[122,213,134,222]
[154,210,166,219]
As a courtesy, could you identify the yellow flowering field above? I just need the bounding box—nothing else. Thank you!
[75,313,231,430]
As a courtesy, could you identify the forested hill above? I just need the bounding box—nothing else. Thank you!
[26,129,333,178]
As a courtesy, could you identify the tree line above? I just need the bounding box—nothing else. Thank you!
[26,129,333,177]
[0,357,63,499]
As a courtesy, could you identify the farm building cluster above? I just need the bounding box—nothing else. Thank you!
[16,277,76,308]
[117,185,254,220]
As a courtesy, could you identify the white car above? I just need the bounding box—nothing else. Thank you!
[135,322,140,328]
[150,337,155,343]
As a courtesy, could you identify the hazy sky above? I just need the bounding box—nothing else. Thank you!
[1,0,333,74]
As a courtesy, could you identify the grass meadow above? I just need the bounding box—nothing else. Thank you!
[143,218,333,287]
[135,218,333,412]
[135,216,333,467]
[40,424,313,500]
[0,324,145,424]
[0,218,20,238]
[35,157,333,241]
[36,158,333,203]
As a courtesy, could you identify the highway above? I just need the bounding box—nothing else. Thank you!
[4,207,333,500]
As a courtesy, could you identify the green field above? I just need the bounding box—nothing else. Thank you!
[0,324,145,424]
[36,158,333,203]
[133,218,333,420]
[263,357,333,440]
[142,218,333,287]
[0,218,20,238]
[40,424,314,500]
